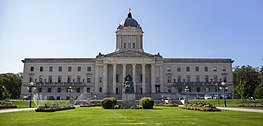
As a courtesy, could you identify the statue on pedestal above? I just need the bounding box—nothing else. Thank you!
[122,75,134,94]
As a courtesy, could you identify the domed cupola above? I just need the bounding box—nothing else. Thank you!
[115,9,144,52]
[119,12,140,28]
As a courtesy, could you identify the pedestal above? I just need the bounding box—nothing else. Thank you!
[122,93,136,107]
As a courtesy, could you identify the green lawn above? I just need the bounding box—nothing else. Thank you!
[0,106,262,126]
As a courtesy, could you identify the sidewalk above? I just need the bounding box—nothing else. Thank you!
[0,108,36,113]
[217,107,263,113]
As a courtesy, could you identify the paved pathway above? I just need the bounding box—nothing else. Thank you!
[217,107,263,113]
[0,108,36,113]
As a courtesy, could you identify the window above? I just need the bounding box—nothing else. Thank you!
[204,66,208,72]
[99,77,103,83]
[87,66,91,71]
[206,87,210,92]
[178,88,182,92]
[213,66,217,72]
[77,76,81,83]
[132,43,135,48]
[213,75,218,82]
[58,66,62,72]
[186,75,191,82]
[167,75,172,83]
[196,75,200,82]
[128,43,131,48]
[48,88,51,93]
[77,88,80,93]
[222,66,226,72]
[223,76,227,82]
[40,67,43,72]
[116,88,119,94]
[124,43,126,48]
[48,76,52,83]
[177,75,181,82]
[196,87,201,92]
[57,88,61,93]
[77,66,81,72]
[177,67,181,72]
[38,88,42,93]
[67,76,71,83]
[186,67,190,72]
[87,77,91,83]
[116,74,119,83]
[195,67,199,72]
[58,76,62,83]
[205,75,209,82]
[87,88,90,93]
[68,66,72,72]
[167,66,171,72]
[49,66,53,72]
[99,87,102,92]
[30,66,34,71]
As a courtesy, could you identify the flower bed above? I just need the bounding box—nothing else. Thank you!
[155,103,178,107]
[35,104,75,112]
[0,102,17,108]
[239,103,263,107]
[182,102,221,112]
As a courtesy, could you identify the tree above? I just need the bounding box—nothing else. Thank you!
[254,78,263,99]
[0,73,23,99]
[232,80,246,99]
[1,86,10,100]
[232,66,260,98]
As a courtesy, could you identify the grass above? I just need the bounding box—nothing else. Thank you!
[0,106,262,126]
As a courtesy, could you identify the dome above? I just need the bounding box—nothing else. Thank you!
[119,12,139,27]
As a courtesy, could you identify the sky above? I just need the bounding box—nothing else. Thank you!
[0,0,263,73]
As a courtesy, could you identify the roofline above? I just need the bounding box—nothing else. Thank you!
[22,58,95,63]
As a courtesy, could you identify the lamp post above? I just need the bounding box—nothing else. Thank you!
[28,82,36,108]
[185,86,189,104]
[215,83,219,105]
[220,82,228,107]
[67,86,73,100]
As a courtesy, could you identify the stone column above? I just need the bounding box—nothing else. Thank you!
[103,64,107,93]
[142,64,146,94]
[132,64,136,93]
[95,65,99,93]
[122,64,126,84]
[151,64,156,93]
[160,66,164,92]
[113,64,117,94]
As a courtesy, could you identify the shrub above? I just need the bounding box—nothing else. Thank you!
[35,104,75,112]
[101,97,117,109]
[140,97,154,109]
[182,102,221,112]
[0,101,17,108]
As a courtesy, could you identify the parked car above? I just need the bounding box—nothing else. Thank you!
[213,94,220,99]
[197,94,204,99]
[22,96,31,100]
[220,94,231,99]
[204,94,213,100]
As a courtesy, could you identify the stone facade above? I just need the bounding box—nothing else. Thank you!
[20,11,234,100]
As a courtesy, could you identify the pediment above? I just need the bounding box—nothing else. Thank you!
[104,50,154,57]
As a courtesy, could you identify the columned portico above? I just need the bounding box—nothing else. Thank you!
[132,64,136,93]
[103,64,107,93]
[142,64,146,93]
[122,64,126,84]
[151,64,155,93]
[112,64,117,94]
